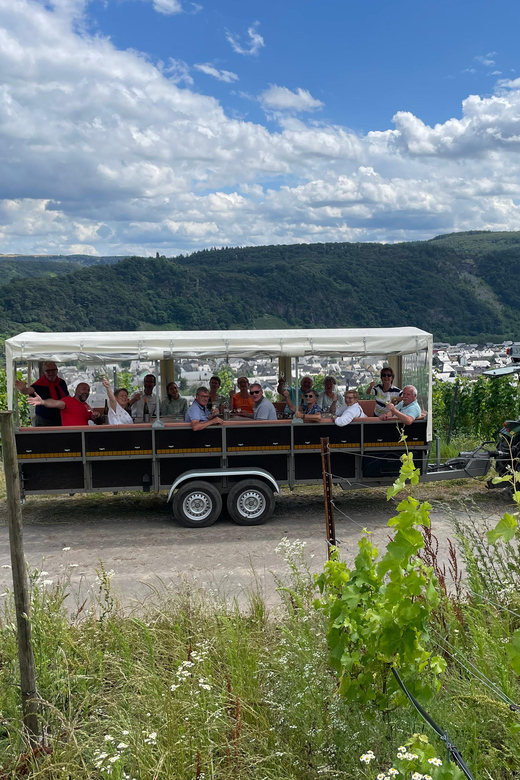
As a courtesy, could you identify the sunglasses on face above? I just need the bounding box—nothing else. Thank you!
[304,394,315,399]
[250,390,261,395]
[381,373,393,378]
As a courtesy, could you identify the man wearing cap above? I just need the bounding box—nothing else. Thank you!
[15,362,69,426]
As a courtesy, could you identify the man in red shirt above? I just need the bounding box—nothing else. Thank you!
[27,383,99,426]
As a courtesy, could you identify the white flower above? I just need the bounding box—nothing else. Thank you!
[398,747,406,752]
[104,735,114,742]
[117,742,128,750]
[121,730,129,735]
[412,774,423,780]
[397,753,405,759]
[428,757,442,767]
[424,775,433,780]
[378,774,387,779]
[200,683,211,691]
[109,755,119,763]
[62,547,71,551]
[170,684,179,691]
[360,753,375,764]
[388,770,399,776]
[42,580,54,586]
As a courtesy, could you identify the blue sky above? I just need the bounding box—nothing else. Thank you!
[89,0,519,130]
[1,0,520,255]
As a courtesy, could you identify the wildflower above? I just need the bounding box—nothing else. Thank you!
[144,732,157,745]
[42,580,54,586]
[117,742,128,750]
[109,756,120,763]
[200,683,211,691]
[170,684,179,691]
[398,747,406,752]
[397,753,405,759]
[388,770,399,776]
[428,757,442,767]
[121,730,129,735]
[378,774,386,779]
[360,751,375,764]
[424,776,433,780]
[62,547,71,551]
[104,735,114,742]
[412,774,423,780]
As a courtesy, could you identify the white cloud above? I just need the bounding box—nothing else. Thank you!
[194,63,238,83]
[150,0,183,14]
[162,58,193,85]
[259,85,324,114]
[2,0,520,256]
[67,243,99,255]
[226,21,264,56]
[475,52,496,67]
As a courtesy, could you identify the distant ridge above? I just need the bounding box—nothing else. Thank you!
[1,231,520,344]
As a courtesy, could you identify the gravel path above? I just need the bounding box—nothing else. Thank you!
[0,481,510,609]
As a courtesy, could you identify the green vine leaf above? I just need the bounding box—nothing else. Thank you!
[486,512,518,545]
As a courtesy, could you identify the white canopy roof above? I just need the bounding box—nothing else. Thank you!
[5,327,432,364]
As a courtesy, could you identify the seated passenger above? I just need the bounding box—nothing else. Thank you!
[379,385,422,425]
[229,376,255,417]
[293,388,322,423]
[278,375,313,411]
[15,361,68,426]
[332,390,366,427]
[318,376,342,414]
[185,386,224,431]
[208,375,227,411]
[102,378,133,425]
[367,367,402,418]
[27,383,100,426]
[130,374,157,420]
[160,382,188,419]
[250,384,277,420]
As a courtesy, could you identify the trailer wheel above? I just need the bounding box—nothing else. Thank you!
[173,481,222,528]
[227,479,275,526]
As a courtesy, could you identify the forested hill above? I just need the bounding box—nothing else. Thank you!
[2,231,520,343]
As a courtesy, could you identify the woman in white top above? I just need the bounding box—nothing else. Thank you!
[102,378,133,425]
[332,390,366,427]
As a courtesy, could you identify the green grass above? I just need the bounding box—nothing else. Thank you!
[1,532,520,779]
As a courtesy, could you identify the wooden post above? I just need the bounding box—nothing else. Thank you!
[0,411,39,744]
[320,437,337,559]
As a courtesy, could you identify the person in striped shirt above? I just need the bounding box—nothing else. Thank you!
[366,367,402,418]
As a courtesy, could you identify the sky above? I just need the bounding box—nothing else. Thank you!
[2,0,520,257]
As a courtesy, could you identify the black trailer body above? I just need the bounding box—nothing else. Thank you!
[16,417,430,495]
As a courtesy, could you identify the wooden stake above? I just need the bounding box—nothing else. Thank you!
[320,437,337,559]
[0,411,39,744]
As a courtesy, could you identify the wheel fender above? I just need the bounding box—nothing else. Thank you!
[167,468,279,503]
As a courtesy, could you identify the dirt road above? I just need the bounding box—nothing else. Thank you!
[0,481,508,608]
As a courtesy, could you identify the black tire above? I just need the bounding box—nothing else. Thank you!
[226,479,275,526]
[172,481,222,528]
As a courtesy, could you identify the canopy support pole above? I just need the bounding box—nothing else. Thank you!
[160,358,175,399]
[278,357,292,399]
